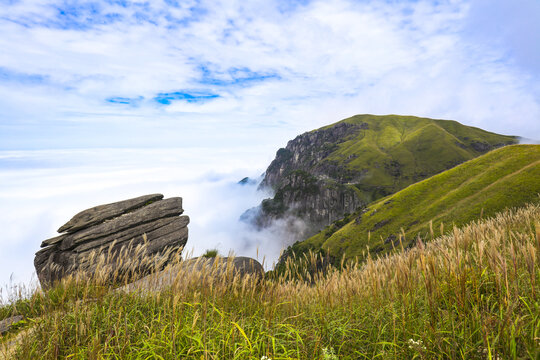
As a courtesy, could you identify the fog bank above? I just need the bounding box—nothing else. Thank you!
[0,147,294,301]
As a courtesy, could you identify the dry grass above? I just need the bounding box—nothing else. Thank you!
[1,203,539,359]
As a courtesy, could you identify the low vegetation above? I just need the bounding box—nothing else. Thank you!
[1,201,539,359]
[294,144,540,262]
[202,249,219,258]
[313,114,517,201]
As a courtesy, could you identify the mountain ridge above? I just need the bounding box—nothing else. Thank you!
[246,114,518,240]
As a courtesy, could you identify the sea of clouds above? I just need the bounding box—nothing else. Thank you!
[0,146,298,301]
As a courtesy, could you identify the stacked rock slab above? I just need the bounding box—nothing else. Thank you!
[34,194,189,287]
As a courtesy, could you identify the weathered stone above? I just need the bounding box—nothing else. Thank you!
[73,216,189,253]
[58,193,164,233]
[181,256,264,279]
[40,234,67,248]
[34,195,189,287]
[145,226,188,254]
[79,227,188,279]
[0,315,24,334]
[59,197,183,251]
[119,256,264,293]
[80,224,189,263]
[34,246,54,266]
[34,249,78,285]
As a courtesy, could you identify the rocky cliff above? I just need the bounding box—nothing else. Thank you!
[245,114,517,240]
[34,194,189,286]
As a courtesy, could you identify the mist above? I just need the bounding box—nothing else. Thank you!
[0,146,298,300]
[518,137,540,145]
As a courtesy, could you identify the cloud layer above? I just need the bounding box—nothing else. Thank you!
[0,147,277,297]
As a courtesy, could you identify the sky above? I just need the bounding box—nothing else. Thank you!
[0,0,539,297]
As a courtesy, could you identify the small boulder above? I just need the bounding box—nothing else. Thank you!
[182,256,264,279]
[119,256,264,293]
[0,315,23,334]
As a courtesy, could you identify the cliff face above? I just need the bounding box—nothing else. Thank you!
[248,122,367,238]
[249,170,361,231]
[245,114,517,240]
[260,122,368,189]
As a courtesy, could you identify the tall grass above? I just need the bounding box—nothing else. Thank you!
[1,203,539,359]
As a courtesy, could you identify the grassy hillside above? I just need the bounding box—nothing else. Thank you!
[1,203,539,359]
[313,114,517,203]
[291,144,540,262]
[253,115,517,236]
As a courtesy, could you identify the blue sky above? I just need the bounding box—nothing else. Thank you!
[0,0,539,293]
[0,0,539,150]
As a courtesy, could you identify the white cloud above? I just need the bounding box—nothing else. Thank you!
[1,0,538,143]
[0,147,278,294]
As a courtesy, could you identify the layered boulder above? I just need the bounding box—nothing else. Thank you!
[34,194,189,286]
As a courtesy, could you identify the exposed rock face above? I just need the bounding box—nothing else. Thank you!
[35,194,189,287]
[243,122,365,239]
[245,170,361,231]
[260,122,366,189]
[57,194,164,233]
[182,256,265,279]
[119,256,264,293]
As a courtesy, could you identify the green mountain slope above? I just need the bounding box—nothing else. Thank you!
[313,114,517,200]
[249,114,517,238]
[287,144,540,262]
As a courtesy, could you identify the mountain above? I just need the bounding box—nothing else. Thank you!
[285,144,540,263]
[245,114,517,239]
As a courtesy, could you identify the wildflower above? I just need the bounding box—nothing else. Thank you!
[477,348,502,360]
[407,338,426,351]
[322,346,339,360]
[260,356,272,360]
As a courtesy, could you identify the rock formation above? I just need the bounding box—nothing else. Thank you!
[34,194,189,286]
[181,256,265,279]
[241,122,369,239]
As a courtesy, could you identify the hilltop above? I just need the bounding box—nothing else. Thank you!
[286,144,540,263]
[246,114,517,239]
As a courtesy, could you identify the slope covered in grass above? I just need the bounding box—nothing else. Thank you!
[250,115,517,238]
[1,203,539,359]
[291,144,540,261]
[320,114,517,199]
